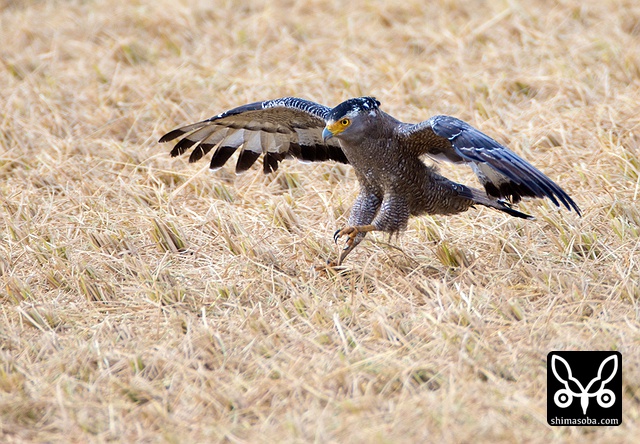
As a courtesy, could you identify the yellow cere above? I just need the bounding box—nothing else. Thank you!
[327,118,351,135]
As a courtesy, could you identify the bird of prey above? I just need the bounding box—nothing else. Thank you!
[160,96,580,266]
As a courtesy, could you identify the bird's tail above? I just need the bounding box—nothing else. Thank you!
[463,186,534,220]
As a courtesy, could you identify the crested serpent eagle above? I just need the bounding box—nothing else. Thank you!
[160,97,580,266]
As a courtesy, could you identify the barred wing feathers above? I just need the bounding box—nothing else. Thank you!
[159,97,348,174]
[399,115,581,215]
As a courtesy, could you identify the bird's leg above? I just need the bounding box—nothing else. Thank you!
[329,194,409,266]
[326,189,381,267]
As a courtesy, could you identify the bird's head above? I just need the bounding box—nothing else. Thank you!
[322,97,381,142]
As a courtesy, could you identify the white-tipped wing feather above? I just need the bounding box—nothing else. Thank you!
[159,97,348,174]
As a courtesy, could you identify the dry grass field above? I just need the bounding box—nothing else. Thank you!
[1,0,639,442]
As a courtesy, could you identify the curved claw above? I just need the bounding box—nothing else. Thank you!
[334,226,358,242]
[330,224,376,266]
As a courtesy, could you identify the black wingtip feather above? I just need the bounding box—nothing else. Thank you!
[209,146,237,170]
[493,152,582,215]
[159,129,187,143]
[263,152,285,174]
[288,143,301,158]
[170,137,199,157]
[235,150,261,173]
[189,143,216,163]
[484,180,581,216]
[570,200,582,217]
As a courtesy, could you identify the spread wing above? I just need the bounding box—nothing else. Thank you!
[397,115,581,215]
[159,97,348,174]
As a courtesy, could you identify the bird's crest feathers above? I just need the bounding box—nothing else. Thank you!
[329,97,380,120]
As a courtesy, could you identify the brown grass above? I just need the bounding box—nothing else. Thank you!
[1,0,640,442]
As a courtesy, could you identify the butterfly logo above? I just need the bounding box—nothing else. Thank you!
[551,354,618,415]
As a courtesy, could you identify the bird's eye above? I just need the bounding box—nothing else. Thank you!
[340,118,350,126]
